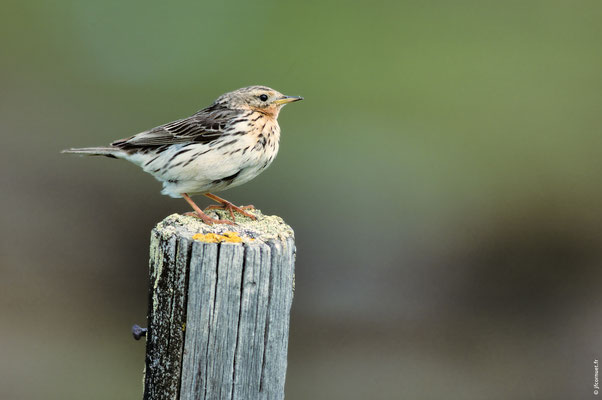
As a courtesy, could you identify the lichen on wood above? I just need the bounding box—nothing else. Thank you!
[154,209,294,244]
[192,231,245,243]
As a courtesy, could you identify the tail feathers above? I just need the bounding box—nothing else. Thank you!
[61,147,123,158]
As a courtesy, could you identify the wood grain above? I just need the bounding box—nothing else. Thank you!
[143,212,295,400]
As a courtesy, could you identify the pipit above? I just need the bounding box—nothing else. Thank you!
[63,86,303,225]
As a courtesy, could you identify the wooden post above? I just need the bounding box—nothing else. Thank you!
[141,210,295,400]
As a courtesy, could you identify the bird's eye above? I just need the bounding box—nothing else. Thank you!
[259,94,268,101]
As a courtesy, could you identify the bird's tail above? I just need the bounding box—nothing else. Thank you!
[61,147,124,159]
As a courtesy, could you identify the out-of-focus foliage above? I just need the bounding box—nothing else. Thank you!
[1,1,601,399]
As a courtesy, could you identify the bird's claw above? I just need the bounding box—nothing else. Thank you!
[183,211,235,225]
[204,202,256,221]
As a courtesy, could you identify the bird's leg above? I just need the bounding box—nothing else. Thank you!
[181,193,234,225]
[203,193,256,221]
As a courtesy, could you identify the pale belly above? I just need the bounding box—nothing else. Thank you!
[127,124,280,198]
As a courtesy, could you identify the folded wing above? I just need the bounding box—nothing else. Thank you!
[112,104,242,151]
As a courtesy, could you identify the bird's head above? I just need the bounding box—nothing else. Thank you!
[216,86,303,118]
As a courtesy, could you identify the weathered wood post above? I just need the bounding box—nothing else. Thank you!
[140,210,295,400]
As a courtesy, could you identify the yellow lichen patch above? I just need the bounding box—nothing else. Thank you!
[192,231,244,243]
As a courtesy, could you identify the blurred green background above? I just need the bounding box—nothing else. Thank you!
[1,0,601,399]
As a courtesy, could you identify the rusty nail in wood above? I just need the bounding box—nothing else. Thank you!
[132,324,148,340]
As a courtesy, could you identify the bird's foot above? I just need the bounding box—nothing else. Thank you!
[204,202,256,222]
[183,211,234,225]
[203,192,257,221]
[181,192,235,225]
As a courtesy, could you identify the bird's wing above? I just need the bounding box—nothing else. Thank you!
[112,105,243,150]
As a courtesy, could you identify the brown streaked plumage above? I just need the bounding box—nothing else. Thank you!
[62,86,303,225]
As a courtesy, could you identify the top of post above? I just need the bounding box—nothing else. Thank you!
[153,209,294,244]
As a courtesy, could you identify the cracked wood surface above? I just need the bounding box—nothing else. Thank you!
[142,212,295,400]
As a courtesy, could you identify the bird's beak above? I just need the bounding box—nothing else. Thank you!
[273,95,304,105]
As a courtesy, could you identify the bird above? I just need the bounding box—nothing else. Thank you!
[62,85,303,225]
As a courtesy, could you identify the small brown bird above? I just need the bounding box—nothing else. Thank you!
[63,86,303,225]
